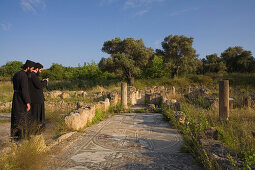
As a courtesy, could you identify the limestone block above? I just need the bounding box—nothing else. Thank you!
[130,91,137,105]
[204,127,219,140]
[75,91,87,98]
[48,90,62,98]
[105,98,110,111]
[147,104,155,111]
[65,112,83,131]
[95,102,105,111]
[145,93,162,105]
[136,91,141,100]
[60,92,70,99]
[110,92,119,106]
[78,108,89,124]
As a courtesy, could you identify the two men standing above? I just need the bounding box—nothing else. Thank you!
[11,60,48,141]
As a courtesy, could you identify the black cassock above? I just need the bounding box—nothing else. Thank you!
[11,70,31,139]
[28,72,47,128]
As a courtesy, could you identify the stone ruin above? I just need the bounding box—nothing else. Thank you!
[64,98,110,130]
[63,85,181,130]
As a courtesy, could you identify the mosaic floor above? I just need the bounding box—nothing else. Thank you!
[48,113,201,170]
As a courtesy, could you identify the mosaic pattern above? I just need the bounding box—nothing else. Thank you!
[48,113,201,170]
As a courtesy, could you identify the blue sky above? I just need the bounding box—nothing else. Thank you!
[0,0,255,68]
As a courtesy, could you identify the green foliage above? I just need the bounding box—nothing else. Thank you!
[221,46,255,73]
[240,150,255,169]
[217,127,235,149]
[0,61,23,77]
[189,75,214,87]
[99,37,153,84]
[202,54,227,73]
[114,102,124,113]
[41,63,64,80]
[40,62,116,83]
[162,107,217,169]
[92,109,114,124]
[160,35,199,77]
[143,55,166,78]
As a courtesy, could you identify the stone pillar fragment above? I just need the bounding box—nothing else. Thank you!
[188,86,191,93]
[219,80,229,121]
[121,82,128,109]
[172,86,176,97]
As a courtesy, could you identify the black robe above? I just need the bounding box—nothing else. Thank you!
[11,70,31,139]
[28,72,47,126]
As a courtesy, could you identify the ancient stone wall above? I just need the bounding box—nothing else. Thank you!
[64,98,111,130]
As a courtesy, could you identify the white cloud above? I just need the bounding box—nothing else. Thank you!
[124,0,164,8]
[1,23,12,31]
[135,9,149,16]
[170,7,199,16]
[20,0,46,13]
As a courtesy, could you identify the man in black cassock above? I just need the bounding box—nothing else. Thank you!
[11,60,35,141]
[28,62,48,132]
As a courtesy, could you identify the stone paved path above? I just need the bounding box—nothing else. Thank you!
[48,113,201,170]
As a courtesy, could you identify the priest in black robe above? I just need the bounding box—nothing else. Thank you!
[11,60,35,140]
[28,63,48,132]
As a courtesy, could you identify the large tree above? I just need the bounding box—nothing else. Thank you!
[202,53,227,73]
[159,35,199,78]
[221,46,254,72]
[99,37,153,84]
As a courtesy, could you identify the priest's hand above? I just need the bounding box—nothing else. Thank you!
[26,103,31,112]
[43,78,49,83]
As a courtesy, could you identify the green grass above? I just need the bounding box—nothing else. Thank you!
[0,81,13,102]
[163,102,255,169]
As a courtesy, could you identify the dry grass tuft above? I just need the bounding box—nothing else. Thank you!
[0,135,48,170]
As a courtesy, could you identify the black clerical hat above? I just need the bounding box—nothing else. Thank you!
[22,60,36,69]
[34,63,43,69]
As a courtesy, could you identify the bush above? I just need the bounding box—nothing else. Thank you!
[0,61,23,77]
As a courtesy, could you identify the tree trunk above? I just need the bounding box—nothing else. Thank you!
[128,76,135,86]
[171,68,178,78]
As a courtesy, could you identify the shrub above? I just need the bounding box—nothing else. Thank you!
[0,61,23,77]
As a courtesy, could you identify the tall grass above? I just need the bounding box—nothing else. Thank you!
[0,135,48,170]
[163,102,255,169]
[44,109,71,138]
